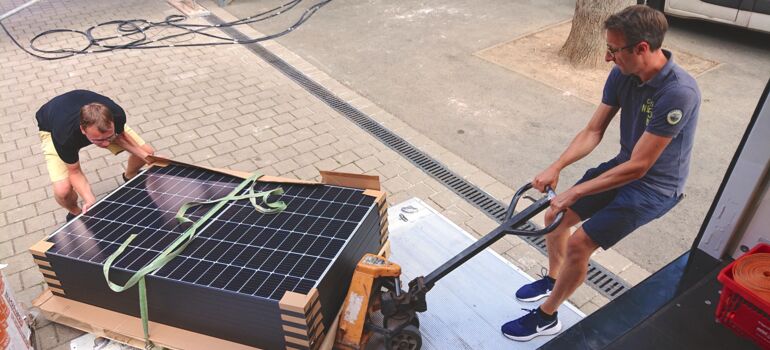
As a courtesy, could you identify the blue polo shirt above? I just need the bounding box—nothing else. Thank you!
[602,50,701,196]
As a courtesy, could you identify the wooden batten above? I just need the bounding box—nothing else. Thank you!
[281,319,324,349]
[29,240,54,258]
[39,268,57,277]
[49,286,65,296]
[279,289,326,350]
[378,240,392,259]
[280,313,307,325]
[281,315,324,335]
[284,336,311,350]
[379,202,388,218]
[279,289,318,315]
[29,240,65,294]
[380,212,389,226]
[319,171,380,191]
[380,209,389,240]
[33,259,51,268]
[380,213,389,231]
[369,191,389,248]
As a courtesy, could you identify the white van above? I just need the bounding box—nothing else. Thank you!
[645,0,770,34]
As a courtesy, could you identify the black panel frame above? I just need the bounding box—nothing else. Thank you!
[43,163,384,348]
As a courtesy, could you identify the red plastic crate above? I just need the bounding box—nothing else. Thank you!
[716,243,770,349]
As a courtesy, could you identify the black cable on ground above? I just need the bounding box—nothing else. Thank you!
[0,0,331,60]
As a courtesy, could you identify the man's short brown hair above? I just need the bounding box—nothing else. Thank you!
[604,5,668,50]
[80,102,114,132]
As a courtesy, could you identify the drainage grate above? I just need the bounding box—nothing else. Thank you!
[526,235,627,298]
[207,15,629,300]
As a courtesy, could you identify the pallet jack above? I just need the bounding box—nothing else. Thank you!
[334,183,565,349]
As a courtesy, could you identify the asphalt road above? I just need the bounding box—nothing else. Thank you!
[223,0,770,272]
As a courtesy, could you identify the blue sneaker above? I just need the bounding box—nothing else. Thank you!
[501,308,562,341]
[516,269,555,302]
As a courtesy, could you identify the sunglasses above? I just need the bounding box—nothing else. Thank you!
[606,42,639,58]
[88,132,117,143]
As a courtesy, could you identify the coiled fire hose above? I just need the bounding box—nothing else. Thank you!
[733,253,770,303]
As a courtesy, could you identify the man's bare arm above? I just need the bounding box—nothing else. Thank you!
[533,103,619,191]
[66,162,96,213]
[549,131,673,212]
[554,103,619,169]
[113,132,152,161]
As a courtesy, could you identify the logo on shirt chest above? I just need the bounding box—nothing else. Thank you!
[640,98,654,126]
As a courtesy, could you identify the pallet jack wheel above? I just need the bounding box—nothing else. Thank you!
[387,324,422,350]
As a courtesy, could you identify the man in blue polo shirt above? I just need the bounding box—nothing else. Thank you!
[502,5,700,341]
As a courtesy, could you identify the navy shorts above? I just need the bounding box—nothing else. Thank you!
[570,159,683,249]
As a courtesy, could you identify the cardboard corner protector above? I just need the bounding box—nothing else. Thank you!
[362,189,386,203]
[319,171,380,191]
[146,155,171,167]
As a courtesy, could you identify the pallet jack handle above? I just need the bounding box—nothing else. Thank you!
[338,183,566,350]
[503,183,565,236]
[414,183,565,296]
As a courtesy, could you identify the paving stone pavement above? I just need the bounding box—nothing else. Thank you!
[0,0,646,348]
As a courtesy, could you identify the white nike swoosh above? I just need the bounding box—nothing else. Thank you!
[536,320,557,333]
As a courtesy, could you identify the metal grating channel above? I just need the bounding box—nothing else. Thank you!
[206,15,629,300]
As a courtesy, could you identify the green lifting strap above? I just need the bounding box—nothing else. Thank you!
[102,172,286,349]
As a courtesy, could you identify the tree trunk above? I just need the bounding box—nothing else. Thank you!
[559,0,634,68]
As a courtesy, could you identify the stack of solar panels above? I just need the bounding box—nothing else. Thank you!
[30,162,388,349]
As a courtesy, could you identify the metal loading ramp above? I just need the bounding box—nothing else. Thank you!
[378,198,584,349]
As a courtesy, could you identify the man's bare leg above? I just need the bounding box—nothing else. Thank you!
[124,144,155,179]
[543,208,582,279]
[53,179,81,215]
[540,228,599,315]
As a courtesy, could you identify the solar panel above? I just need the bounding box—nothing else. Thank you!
[31,162,387,349]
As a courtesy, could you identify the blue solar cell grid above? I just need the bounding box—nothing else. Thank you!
[46,164,375,300]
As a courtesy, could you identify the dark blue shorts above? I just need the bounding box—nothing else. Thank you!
[570,159,683,249]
